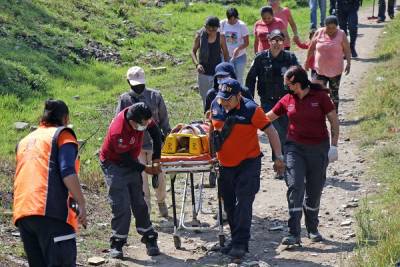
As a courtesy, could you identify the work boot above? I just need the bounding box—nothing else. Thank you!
[141,234,160,256]
[109,248,123,259]
[308,231,323,242]
[281,234,301,246]
[228,245,247,259]
[220,241,233,254]
[158,202,168,218]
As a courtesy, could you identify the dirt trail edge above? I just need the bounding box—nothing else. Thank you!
[80,6,384,267]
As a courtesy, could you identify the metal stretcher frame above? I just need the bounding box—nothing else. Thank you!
[161,159,225,249]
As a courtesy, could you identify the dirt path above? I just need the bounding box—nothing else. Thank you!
[101,6,388,267]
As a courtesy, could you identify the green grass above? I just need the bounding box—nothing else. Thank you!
[351,15,400,267]
[0,0,312,187]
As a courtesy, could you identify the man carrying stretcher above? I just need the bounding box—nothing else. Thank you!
[210,78,285,259]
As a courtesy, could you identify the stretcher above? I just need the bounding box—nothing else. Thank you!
[160,131,225,249]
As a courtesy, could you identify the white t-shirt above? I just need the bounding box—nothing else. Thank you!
[220,19,249,58]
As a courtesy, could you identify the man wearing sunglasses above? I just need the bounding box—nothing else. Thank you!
[99,103,163,259]
[246,29,299,179]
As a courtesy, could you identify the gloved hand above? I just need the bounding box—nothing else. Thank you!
[328,146,338,163]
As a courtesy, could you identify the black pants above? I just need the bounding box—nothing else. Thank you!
[219,155,261,248]
[100,161,156,249]
[337,4,359,48]
[18,216,76,267]
[284,141,329,237]
[378,0,396,20]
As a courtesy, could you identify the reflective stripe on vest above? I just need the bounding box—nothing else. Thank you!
[13,126,79,231]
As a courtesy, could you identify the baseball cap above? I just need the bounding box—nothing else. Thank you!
[127,66,145,86]
[216,78,241,100]
[268,29,285,40]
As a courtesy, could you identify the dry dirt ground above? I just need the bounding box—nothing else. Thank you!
[0,5,391,267]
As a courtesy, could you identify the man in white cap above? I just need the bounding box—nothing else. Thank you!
[116,66,171,219]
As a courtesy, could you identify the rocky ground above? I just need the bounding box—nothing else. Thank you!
[0,5,390,267]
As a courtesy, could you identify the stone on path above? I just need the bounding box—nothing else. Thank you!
[87,257,106,266]
[14,122,29,130]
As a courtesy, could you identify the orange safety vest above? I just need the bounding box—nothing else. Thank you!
[13,126,79,231]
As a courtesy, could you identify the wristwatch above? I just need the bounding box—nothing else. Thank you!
[152,162,160,167]
[276,155,284,161]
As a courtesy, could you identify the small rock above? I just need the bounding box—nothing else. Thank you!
[30,125,38,132]
[376,76,385,82]
[228,263,239,267]
[340,220,352,226]
[344,137,350,141]
[268,225,284,231]
[14,122,29,130]
[151,67,167,73]
[87,256,106,266]
[73,95,80,100]
[310,253,318,256]
[11,232,20,237]
[243,261,260,267]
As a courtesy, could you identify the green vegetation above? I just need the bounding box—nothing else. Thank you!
[0,0,311,187]
[352,16,400,267]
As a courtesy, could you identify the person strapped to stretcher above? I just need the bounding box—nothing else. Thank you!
[163,118,211,155]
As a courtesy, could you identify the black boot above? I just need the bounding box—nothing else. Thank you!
[109,238,125,259]
[350,45,358,58]
[141,233,160,256]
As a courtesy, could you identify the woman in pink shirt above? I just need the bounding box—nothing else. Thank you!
[269,0,299,50]
[253,6,289,53]
[304,16,351,112]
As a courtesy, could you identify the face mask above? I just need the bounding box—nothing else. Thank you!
[135,123,147,131]
[132,84,145,94]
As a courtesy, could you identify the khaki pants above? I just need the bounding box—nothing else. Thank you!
[138,149,167,213]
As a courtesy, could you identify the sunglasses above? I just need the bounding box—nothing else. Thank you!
[270,39,284,45]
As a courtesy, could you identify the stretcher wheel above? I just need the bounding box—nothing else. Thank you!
[173,235,181,249]
[208,171,217,188]
[219,234,225,247]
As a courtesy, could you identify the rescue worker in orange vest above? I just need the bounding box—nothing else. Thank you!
[13,99,87,267]
[210,78,285,259]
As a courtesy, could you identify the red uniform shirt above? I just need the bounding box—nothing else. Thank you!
[272,89,335,144]
[99,108,155,163]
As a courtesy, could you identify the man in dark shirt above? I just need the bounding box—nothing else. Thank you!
[246,29,298,179]
[99,103,162,259]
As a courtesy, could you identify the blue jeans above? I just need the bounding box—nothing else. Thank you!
[309,0,327,29]
[230,54,247,86]
[262,101,288,161]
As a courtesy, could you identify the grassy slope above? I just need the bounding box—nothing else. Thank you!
[0,0,311,188]
[352,16,400,267]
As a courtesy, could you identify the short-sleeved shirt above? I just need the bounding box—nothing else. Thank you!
[274,7,292,48]
[253,18,285,52]
[220,19,249,58]
[313,28,346,77]
[272,89,335,144]
[99,108,155,164]
[211,97,271,167]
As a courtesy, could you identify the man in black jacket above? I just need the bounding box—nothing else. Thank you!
[246,29,298,179]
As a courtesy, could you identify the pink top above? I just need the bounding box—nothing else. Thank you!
[274,7,291,48]
[312,28,346,77]
[253,17,286,52]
